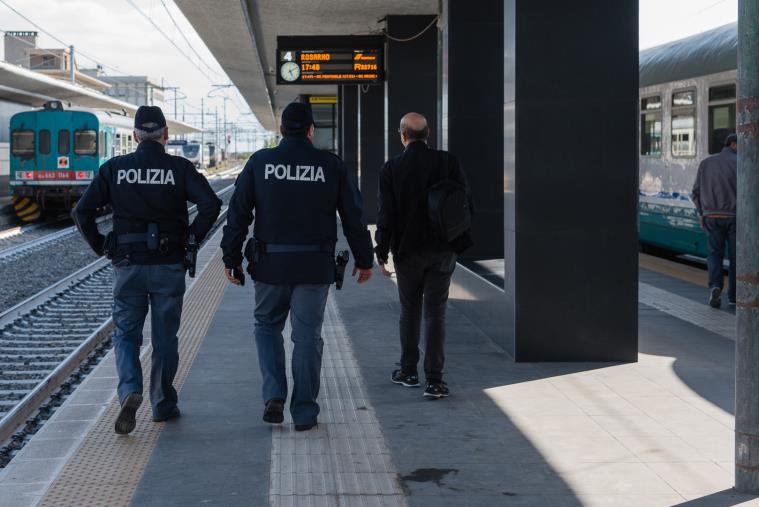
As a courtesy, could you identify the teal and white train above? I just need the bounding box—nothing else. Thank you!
[9,101,136,221]
[639,23,737,256]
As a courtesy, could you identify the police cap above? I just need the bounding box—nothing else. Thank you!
[281,102,314,131]
[134,105,167,132]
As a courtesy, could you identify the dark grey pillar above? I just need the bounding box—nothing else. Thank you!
[503,0,639,361]
[385,15,438,159]
[358,85,384,223]
[340,85,359,181]
[336,86,344,158]
[442,0,504,261]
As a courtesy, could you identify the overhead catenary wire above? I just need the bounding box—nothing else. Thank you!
[0,0,128,76]
[158,0,219,77]
[124,0,218,83]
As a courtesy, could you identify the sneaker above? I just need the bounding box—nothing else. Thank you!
[153,406,181,422]
[391,369,420,387]
[709,287,722,308]
[263,398,285,424]
[115,392,142,435]
[423,381,450,399]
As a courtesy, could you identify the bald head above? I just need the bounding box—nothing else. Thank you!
[399,112,429,146]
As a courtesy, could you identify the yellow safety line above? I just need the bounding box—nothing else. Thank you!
[39,250,228,507]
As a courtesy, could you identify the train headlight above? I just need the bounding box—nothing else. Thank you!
[15,171,34,180]
[75,171,93,180]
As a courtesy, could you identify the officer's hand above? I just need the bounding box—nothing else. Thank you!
[379,263,393,278]
[224,266,243,285]
[352,266,373,284]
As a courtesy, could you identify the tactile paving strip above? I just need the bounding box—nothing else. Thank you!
[38,250,228,507]
[269,294,407,507]
[639,281,735,339]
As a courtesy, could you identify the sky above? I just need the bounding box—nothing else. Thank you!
[0,0,740,135]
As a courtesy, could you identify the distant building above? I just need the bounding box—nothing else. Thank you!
[3,31,110,91]
[81,68,166,107]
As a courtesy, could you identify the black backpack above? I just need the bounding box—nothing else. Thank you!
[427,152,471,242]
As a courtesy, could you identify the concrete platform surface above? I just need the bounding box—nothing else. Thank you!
[0,242,754,506]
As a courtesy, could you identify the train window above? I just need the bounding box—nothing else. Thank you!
[671,89,696,157]
[641,96,661,111]
[709,84,736,102]
[708,104,736,154]
[74,129,97,155]
[11,129,35,158]
[58,129,70,155]
[641,113,662,156]
[39,129,51,155]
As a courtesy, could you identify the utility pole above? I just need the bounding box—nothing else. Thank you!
[736,0,759,494]
[69,45,75,84]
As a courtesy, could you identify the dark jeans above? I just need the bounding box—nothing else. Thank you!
[704,217,736,302]
[112,262,186,418]
[394,251,457,383]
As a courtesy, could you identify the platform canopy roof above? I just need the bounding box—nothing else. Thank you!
[175,0,437,131]
[0,60,200,134]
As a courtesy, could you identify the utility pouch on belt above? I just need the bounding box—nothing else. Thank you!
[335,250,350,290]
[146,223,159,251]
[184,234,198,277]
[103,231,116,259]
[243,238,259,275]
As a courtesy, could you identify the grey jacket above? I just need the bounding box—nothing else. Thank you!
[691,147,737,217]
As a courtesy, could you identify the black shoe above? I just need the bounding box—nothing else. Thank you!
[423,381,450,399]
[263,398,285,424]
[115,392,142,435]
[295,420,318,432]
[391,369,420,387]
[153,406,181,422]
[729,299,737,306]
[709,287,722,308]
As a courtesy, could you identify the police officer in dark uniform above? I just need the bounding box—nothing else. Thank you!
[221,102,373,431]
[73,106,221,435]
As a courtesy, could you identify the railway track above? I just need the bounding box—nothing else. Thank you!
[0,183,235,465]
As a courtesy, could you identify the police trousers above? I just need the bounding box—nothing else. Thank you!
[253,282,330,425]
[112,261,185,418]
[394,251,457,383]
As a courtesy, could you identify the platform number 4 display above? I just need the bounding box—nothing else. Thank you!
[282,51,294,62]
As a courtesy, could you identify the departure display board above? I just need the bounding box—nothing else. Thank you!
[276,35,384,85]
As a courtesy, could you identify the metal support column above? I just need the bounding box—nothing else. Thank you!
[736,0,759,493]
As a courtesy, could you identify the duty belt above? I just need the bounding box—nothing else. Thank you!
[261,242,334,254]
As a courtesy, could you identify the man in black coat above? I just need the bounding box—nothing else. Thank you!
[375,112,472,399]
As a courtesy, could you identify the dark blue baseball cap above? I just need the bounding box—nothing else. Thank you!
[134,105,167,132]
[281,102,314,131]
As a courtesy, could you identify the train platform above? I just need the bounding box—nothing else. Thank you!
[0,228,753,507]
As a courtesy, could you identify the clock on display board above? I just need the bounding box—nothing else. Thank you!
[280,62,300,82]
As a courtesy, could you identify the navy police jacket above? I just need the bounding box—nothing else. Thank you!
[73,140,222,264]
[221,136,374,285]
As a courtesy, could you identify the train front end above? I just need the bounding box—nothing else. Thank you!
[9,102,101,221]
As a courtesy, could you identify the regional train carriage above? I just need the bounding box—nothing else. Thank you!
[638,22,737,257]
[9,101,136,221]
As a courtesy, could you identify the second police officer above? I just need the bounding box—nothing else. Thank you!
[221,102,374,431]
[73,106,221,435]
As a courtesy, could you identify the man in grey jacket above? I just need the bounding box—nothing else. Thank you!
[692,133,737,308]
